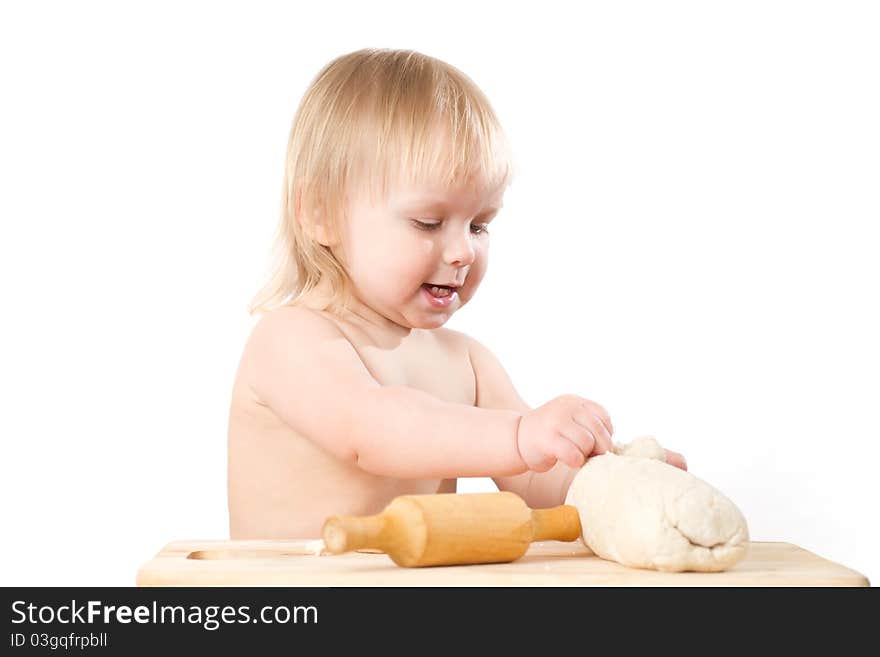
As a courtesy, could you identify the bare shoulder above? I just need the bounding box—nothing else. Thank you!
[430,326,476,355]
[430,326,489,390]
[432,327,501,370]
[239,305,381,427]
[437,328,529,413]
[247,305,345,349]
[240,306,352,382]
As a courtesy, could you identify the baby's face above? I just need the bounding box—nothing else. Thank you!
[334,177,504,331]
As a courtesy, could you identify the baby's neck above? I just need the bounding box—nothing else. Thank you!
[340,303,414,344]
[298,282,415,344]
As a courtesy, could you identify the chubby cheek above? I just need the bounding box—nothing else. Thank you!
[379,236,433,297]
[459,249,488,305]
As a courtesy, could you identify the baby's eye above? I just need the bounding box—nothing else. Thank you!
[411,219,441,231]
[410,219,489,235]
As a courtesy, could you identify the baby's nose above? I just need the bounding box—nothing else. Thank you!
[443,231,476,266]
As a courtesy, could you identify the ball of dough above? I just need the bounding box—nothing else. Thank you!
[565,438,749,572]
[613,435,667,460]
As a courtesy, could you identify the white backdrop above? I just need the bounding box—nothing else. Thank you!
[1,0,877,586]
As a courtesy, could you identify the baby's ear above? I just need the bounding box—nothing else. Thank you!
[311,220,339,247]
[295,187,339,247]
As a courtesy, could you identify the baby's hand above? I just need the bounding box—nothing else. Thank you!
[664,449,688,471]
[515,395,614,472]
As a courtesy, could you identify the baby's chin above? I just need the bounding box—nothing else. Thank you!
[415,298,471,328]
[405,307,460,330]
[411,316,451,330]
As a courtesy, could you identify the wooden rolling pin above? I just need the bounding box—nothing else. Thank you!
[321,491,582,567]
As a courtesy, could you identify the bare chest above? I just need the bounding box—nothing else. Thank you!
[336,325,475,406]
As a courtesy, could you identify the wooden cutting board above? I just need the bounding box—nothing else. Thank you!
[136,540,869,586]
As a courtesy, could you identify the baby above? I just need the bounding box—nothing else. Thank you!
[227,48,686,539]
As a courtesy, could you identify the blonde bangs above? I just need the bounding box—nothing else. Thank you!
[359,66,515,205]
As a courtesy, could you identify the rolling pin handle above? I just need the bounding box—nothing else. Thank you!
[322,513,387,554]
[530,504,583,542]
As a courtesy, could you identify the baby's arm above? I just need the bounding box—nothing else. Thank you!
[466,335,581,508]
[247,308,528,479]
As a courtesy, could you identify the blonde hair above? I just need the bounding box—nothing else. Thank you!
[248,48,516,318]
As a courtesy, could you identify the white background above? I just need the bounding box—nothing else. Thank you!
[1,0,877,586]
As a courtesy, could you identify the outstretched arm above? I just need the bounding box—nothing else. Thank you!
[464,334,582,508]
[247,308,529,479]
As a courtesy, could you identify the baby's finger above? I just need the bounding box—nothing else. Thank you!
[560,422,595,458]
[597,412,613,438]
[581,400,614,437]
[593,417,614,454]
[529,458,555,473]
[572,410,610,454]
[589,418,613,454]
[554,434,587,469]
[664,449,688,471]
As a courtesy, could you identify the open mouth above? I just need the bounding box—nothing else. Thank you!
[422,283,457,299]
